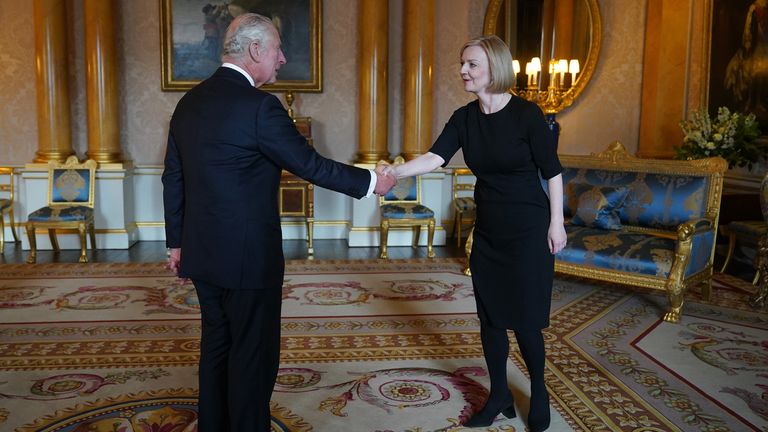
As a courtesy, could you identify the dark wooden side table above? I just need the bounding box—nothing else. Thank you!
[279,117,314,255]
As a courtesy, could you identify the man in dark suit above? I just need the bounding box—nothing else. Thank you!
[162,13,395,431]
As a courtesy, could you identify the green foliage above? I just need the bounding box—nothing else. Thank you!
[676,107,764,169]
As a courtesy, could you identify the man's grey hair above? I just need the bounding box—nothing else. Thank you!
[222,13,275,59]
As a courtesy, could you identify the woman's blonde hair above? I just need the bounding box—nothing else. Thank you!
[461,35,514,93]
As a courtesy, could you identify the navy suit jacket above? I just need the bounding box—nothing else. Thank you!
[162,67,370,290]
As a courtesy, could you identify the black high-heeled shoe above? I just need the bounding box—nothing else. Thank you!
[527,387,550,432]
[463,396,517,428]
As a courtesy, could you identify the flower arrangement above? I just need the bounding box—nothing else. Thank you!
[676,106,763,168]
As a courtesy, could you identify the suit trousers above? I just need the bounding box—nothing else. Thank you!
[193,279,283,432]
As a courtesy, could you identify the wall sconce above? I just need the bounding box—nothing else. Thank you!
[512,57,581,148]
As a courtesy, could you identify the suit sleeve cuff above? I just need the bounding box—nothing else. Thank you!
[364,169,377,198]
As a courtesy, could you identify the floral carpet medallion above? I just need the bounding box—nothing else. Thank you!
[0,260,765,431]
[15,388,309,432]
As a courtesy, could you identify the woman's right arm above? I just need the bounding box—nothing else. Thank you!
[387,152,446,179]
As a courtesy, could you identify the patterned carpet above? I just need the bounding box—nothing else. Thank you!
[0,259,765,431]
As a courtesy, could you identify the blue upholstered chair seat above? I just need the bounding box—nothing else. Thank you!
[0,198,9,210]
[728,220,768,239]
[381,203,435,219]
[453,197,476,211]
[28,205,93,222]
[558,225,678,277]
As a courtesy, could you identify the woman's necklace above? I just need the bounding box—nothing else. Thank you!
[479,93,511,114]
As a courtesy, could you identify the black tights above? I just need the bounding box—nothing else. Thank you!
[479,323,548,415]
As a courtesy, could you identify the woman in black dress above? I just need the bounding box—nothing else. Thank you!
[384,35,566,431]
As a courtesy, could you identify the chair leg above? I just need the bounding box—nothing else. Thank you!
[0,214,5,254]
[8,206,18,242]
[48,229,60,251]
[701,278,712,301]
[427,219,435,258]
[464,227,473,276]
[379,220,389,259]
[454,211,461,248]
[26,222,37,264]
[78,223,88,263]
[457,213,464,248]
[89,221,97,251]
[412,226,421,249]
[721,231,736,273]
[750,235,768,308]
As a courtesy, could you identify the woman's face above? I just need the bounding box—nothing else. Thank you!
[460,45,491,94]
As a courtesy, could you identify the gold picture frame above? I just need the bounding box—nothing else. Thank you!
[160,0,322,92]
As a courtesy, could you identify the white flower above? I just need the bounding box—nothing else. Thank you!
[706,141,716,149]
[713,133,723,141]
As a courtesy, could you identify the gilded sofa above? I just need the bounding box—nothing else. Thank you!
[554,142,727,322]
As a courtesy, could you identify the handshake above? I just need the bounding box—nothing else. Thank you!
[373,161,397,196]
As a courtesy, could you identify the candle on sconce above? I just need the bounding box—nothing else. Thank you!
[548,60,557,89]
[531,57,541,86]
[558,59,568,87]
[525,62,532,86]
[512,60,520,87]
[569,59,580,86]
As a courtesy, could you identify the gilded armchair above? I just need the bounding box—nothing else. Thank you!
[0,167,19,253]
[451,168,476,247]
[379,156,436,259]
[721,170,768,287]
[26,156,98,264]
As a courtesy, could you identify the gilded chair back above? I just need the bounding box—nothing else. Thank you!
[0,167,14,200]
[452,168,475,203]
[380,156,421,205]
[48,156,97,207]
[0,166,19,248]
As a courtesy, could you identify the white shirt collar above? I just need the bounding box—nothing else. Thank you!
[222,63,255,87]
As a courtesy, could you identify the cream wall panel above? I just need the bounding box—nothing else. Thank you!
[0,1,36,163]
[432,0,486,166]
[556,0,647,155]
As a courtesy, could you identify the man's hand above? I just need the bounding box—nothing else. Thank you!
[167,247,182,275]
[374,165,397,196]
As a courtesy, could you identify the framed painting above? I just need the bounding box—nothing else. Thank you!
[708,0,767,135]
[160,0,322,92]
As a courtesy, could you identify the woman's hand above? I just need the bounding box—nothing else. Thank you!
[548,222,567,254]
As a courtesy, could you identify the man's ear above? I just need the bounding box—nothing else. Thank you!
[248,41,260,62]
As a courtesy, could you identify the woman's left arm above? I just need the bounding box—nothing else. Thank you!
[546,173,567,254]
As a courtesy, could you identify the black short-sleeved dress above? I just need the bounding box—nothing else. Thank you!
[430,96,562,330]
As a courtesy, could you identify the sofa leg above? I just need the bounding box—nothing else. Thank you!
[664,284,684,323]
[701,278,712,302]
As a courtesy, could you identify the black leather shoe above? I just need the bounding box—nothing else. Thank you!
[463,397,516,428]
[527,388,550,432]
